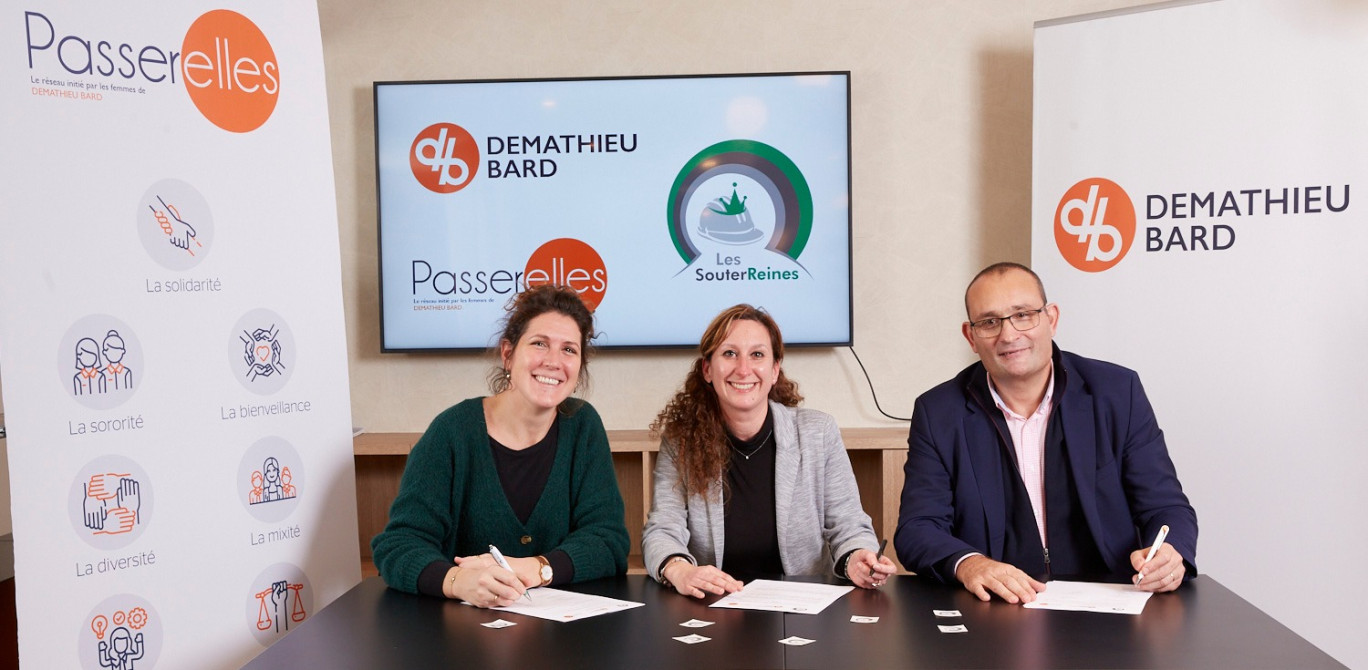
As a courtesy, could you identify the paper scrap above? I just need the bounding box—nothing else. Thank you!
[680,619,715,628]
[779,636,816,646]
[673,634,711,644]
[933,609,962,617]
[938,624,968,633]
[850,615,879,623]
[481,619,516,629]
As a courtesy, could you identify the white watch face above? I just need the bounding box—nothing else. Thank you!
[540,564,553,580]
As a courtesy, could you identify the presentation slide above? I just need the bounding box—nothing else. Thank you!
[375,72,852,350]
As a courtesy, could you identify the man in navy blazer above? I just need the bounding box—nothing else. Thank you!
[895,262,1196,603]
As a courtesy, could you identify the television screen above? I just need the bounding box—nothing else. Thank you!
[375,71,852,351]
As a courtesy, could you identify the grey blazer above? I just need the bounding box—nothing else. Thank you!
[642,401,878,582]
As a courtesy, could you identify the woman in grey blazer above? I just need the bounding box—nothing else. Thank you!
[642,305,897,598]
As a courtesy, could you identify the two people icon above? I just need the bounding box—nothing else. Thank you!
[73,330,133,396]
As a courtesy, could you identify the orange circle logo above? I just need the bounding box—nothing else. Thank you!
[1054,177,1136,273]
[410,123,480,193]
[524,239,608,310]
[181,10,279,133]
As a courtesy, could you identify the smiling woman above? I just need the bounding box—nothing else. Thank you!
[370,285,628,608]
[642,305,896,599]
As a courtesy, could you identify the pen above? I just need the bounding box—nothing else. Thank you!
[489,544,532,602]
[872,538,889,582]
[1136,525,1169,585]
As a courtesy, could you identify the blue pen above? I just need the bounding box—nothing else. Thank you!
[489,544,532,601]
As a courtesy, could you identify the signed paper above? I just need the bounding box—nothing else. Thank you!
[709,580,853,615]
[480,588,644,622]
[1022,580,1153,615]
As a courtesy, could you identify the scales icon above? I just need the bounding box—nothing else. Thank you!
[254,580,306,634]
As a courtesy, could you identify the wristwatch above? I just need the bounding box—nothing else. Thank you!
[535,555,553,586]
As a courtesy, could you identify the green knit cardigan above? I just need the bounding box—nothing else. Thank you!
[371,397,629,593]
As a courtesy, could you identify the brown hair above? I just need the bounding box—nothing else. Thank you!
[650,305,802,497]
[487,284,596,401]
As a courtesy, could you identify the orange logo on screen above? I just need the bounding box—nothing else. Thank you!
[410,123,481,193]
[524,238,608,310]
[1054,177,1136,273]
[181,10,280,133]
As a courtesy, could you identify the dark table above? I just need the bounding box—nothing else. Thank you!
[244,575,1344,669]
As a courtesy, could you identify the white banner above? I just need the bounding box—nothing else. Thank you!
[1034,2,1366,667]
[0,2,358,667]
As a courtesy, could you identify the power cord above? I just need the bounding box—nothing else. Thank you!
[846,347,910,421]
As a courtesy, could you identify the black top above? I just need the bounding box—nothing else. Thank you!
[490,420,559,524]
[415,420,573,597]
[722,409,783,581]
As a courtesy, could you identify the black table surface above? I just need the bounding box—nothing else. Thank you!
[244,574,1344,669]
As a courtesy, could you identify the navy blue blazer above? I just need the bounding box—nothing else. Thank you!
[895,347,1197,583]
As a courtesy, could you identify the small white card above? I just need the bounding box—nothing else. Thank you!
[481,619,517,629]
[850,615,879,623]
[779,636,816,646]
[679,619,715,628]
[933,609,962,617]
[673,634,711,644]
[938,624,968,633]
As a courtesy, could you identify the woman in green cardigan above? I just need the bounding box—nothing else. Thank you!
[371,285,628,607]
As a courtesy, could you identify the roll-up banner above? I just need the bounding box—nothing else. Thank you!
[0,2,359,666]
[1034,1,1365,667]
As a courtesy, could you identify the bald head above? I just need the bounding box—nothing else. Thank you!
[964,262,1047,319]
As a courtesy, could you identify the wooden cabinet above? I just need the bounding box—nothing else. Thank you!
[355,428,909,576]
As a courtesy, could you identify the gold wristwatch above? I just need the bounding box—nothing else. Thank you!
[535,555,553,586]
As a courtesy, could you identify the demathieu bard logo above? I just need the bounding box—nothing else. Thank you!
[1055,176,1346,271]
[24,10,280,132]
[1054,177,1136,273]
[410,123,480,193]
[666,140,813,278]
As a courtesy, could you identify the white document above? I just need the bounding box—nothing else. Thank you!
[483,588,644,622]
[709,580,854,614]
[1022,580,1153,615]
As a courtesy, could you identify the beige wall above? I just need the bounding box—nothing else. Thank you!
[320,0,1164,434]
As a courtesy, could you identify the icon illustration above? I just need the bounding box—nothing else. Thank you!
[240,323,287,382]
[254,579,306,634]
[148,195,201,257]
[136,179,213,271]
[80,595,161,670]
[698,182,764,244]
[81,472,141,536]
[667,139,814,272]
[72,330,134,396]
[248,456,297,505]
[90,607,148,670]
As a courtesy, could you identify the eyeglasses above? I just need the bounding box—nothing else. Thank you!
[968,306,1048,337]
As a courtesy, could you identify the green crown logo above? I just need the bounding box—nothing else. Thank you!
[708,182,748,216]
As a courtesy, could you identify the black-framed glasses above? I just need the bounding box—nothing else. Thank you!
[968,306,1048,337]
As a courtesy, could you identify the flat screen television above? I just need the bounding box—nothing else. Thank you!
[374,71,852,351]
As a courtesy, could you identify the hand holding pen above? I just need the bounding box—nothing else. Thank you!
[848,538,898,589]
[1132,524,1186,592]
[489,545,533,602]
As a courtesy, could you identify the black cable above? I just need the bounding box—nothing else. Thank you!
[846,347,911,422]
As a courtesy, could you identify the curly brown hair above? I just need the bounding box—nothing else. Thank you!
[486,284,596,405]
[650,305,802,497]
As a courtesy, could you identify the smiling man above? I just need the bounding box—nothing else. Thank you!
[894,262,1197,603]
